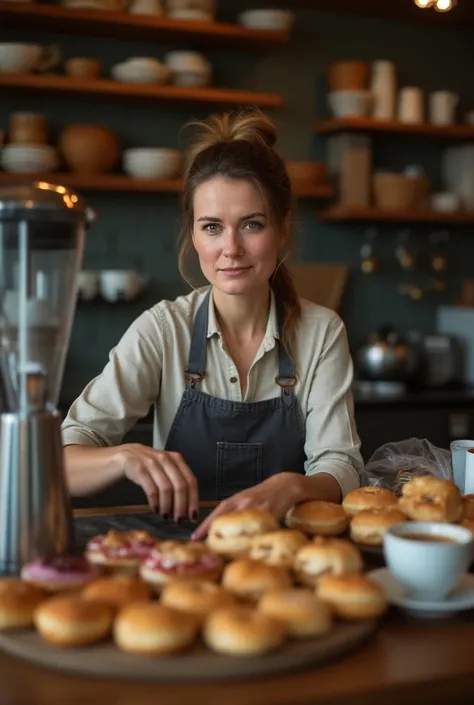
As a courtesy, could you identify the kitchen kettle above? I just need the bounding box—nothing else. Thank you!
[355,326,421,382]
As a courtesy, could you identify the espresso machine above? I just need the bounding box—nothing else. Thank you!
[0,182,93,576]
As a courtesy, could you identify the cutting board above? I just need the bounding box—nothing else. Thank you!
[0,620,376,682]
[290,263,349,312]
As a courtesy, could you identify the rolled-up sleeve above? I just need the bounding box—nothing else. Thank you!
[61,311,162,448]
[304,316,363,497]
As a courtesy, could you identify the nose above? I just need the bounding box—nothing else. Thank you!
[223,227,243,259]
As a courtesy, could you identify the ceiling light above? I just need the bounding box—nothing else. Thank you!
[434,0,455,10]
[414,0,435,7]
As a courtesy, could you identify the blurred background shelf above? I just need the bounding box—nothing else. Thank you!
[0,74,283,108]
[0,1,289,49]
[315,118,474,139]
[317,206,474,223]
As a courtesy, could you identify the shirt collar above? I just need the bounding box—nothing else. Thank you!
[206,288,280,342]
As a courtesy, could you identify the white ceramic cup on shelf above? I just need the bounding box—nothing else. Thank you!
[451,440,474,492]
[100,270,148,302]
[77,271,100,301]
[429,90,458,126]
[398,86,424,124]
[384,522,474,602]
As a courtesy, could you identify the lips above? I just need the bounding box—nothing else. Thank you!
[220,266,251,272]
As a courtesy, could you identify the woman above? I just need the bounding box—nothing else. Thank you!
[62,108,363,539]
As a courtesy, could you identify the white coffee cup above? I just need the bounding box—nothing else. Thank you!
[384,522,474,602]
[429,90,458,126]
[398,86,424,124]
[100,270,147,302]
[451,440,474,492]
[77,270,99,301]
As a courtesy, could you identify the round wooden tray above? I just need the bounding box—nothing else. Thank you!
[0,621,377,682]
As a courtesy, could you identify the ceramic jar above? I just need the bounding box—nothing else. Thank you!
[59,124,120,174]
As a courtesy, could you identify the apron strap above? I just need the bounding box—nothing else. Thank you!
[275,300,297,405]
[185,288,211,389]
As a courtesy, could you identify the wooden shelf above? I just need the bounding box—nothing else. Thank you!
[317,206,474,223]
[0,2,288,49]
[0,173,333,199]
[0,73,282,108]
[315,118,474,140]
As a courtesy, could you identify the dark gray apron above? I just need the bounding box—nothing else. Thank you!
[165,289,306,500]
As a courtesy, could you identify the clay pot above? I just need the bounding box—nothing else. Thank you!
[59,124,120,174]
[328,61,369,92]
[9,112,48,145]
[286,161,326,185]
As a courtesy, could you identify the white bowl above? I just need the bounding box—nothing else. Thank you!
[123,148,183,179]
[168,9,214,20]
[431,191,461,213]
[111,60,170,85]
[384,521,474,602]
[328,90,373,118]
[238,9,294,31]
[172,68,211,87]
[164,51,210,71]
[1,144,58,173]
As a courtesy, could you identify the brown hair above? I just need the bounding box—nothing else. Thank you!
[178,108,301,356]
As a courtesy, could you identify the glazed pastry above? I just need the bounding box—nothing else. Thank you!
[85,530,159,573]
[207,509,279,559]
[398,476,462,523]
[293,537,363,587]
[342,487,398,518]
[249,529,308,568]
[161,579,236,621]
[34,596,113,647]
[21,555,102,592]
[222,558,292,602]
[114,602,199,655]
[285,500,348,536]
[258,588,332,638]
[140,541,224,589]
[350,508,407,547]
[203,605,286,656]
[316,572,388,620]
[81,574,151,611]
[0,578,46,630]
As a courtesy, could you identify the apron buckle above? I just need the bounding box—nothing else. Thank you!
[185,369,204,389]
[276,375,296,395]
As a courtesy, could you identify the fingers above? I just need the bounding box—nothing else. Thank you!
[145,460,173,518]
[135,468,159,512]
[171,453,199,521]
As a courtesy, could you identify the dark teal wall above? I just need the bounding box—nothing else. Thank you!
[2,3,474,402]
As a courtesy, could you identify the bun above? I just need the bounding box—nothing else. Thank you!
[258,588,332,638]
[293,537,362,587]
[203,605,285,656]
[342,487,398,517]
[350,508,407,547]
[85,530,158,573]
[161,579,236,620]
[34,596,113,647]
[114,602,199,655]
[222,559,291,602]
[398,476,462,522]
[21,555,101,592]
[207,509,279,559]
[0,578,45,630]
[249,529,308,567]
[316,573,388,620]
[285,500,348,536]
[81,575,151,611]
[185,108,277,171]
[140,541,224,590]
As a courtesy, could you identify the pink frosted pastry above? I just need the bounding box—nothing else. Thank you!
[21,555,102,592]
[85,530,159,573]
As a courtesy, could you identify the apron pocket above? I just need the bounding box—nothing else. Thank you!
[216,442,263,500]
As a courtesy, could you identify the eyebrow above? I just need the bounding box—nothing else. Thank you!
[197,212,267,222]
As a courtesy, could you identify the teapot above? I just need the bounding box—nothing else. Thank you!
[0,43,61,74]
[355,326,421,382]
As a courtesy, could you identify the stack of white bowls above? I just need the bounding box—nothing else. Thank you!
[1,144,58,173]
[166,0,215,22]
[237,9,295,31]
[164,51,212,88]
[123,148,183,179]
[111,58,171,85]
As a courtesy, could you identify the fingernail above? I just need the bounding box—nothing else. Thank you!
[162,513,169,521]
[191,510,198,522]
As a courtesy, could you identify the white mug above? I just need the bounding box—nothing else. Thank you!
[77,271,99,301]
[429,90,458,126]
[451,440,474,492]
[100,270,148,302]
[398,86,424,124]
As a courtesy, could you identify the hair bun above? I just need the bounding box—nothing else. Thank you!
[184,108,277,169]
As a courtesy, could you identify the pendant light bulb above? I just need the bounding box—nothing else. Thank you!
[414,0,435,7]
[434,0,454,10]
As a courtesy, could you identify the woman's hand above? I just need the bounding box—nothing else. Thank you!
[115,444,199,521]
[192,472,304,540]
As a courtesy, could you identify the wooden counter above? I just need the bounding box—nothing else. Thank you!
[0,504,472,705]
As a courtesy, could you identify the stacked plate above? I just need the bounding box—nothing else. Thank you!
[123,148,183,179]
[164,51,212,88]
[1,144,58,173]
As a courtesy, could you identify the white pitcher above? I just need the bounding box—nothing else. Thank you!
[429,91,458,126]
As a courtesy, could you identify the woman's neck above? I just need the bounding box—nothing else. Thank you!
[212,285,271,343]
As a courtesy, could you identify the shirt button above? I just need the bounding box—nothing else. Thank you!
[229,376,238,383]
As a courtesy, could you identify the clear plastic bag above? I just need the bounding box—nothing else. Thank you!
[362,437,453,495]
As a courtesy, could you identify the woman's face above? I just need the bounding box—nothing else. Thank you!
[192,176,285,297]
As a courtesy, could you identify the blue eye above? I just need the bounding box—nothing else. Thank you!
[203,223,221,233]
[244,221,264,231]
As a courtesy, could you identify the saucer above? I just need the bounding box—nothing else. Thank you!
[367,567,474,618]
